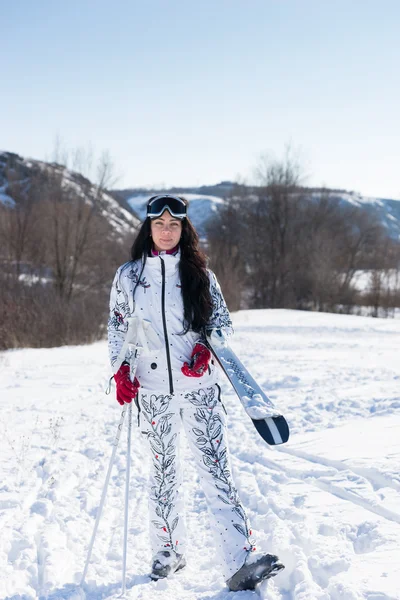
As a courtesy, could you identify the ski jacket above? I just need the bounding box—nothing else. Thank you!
[107,251,233,394]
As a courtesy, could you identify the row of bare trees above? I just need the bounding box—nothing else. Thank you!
[0,152,132,349]
[207,154,400,315]
[1,149,399,350]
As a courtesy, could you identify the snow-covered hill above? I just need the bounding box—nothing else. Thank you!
[312,190,400,241]
[122,187,400,241]
[1,310,400,599]
[3,151,400,240]
[0,152,140,235]
[126,192,225,237]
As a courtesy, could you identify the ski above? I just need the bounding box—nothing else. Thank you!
[206,330,289,446]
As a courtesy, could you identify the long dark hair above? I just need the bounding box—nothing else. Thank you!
[130,201,212,333]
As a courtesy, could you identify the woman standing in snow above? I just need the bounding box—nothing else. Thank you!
[107,195,284,591]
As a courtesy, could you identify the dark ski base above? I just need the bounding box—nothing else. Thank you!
[252,415,290,445]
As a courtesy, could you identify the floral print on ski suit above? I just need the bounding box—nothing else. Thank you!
[107,250,256,579]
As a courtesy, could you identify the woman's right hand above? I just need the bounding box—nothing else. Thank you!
[114,363,140,405]
[181,342,211,377]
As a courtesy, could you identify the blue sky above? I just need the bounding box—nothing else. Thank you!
[2,0,399,198]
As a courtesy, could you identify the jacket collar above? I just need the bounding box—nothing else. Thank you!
[146,249,181,275]
[150,244,179,257]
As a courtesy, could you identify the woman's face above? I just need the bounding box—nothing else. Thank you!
[150,210,183,252]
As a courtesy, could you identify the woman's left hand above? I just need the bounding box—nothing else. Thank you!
[181,342,211,378]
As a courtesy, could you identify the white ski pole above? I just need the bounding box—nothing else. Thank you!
[80,317,153,592]
[121,401,132,595]
[80,404,128,586]
[121,343,141,595]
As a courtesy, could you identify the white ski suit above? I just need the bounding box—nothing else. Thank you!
[108,251,256,579]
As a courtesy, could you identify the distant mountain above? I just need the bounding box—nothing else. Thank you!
[320,190,400,241]
[122,192,225,238]
[2,152,400,242]
[0,151,140,235]
[114,181,235,203]
[112,182,234,237]
[115,185,400,241]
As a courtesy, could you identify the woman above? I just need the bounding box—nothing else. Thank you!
[107,195,284,591]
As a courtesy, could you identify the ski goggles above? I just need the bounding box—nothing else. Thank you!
[147,195,187,219]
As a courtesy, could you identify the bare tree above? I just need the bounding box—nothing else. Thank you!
[34,146,122,302]
[206,192,247,311]
[336,205,385,303]
[207,150,392,317]
[0,153,132,349]
[246,148,306,308]
[0,165,40,278]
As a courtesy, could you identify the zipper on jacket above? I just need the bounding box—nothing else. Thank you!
[160,257,174,394]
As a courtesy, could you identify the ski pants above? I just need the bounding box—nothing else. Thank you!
[138,383,256,580]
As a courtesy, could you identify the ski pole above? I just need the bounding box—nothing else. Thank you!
[80,324,145,590]
[121,344,141,595]
[121,401,133,595]
[80,404,128,586]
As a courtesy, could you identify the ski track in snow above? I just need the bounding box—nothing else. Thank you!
[1,309,400,600]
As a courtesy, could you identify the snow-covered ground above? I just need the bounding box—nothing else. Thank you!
[1,309,400,600]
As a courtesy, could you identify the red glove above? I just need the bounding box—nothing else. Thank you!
[181,342,211,378]
[114,363,140,406]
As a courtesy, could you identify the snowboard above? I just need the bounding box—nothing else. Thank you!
[206,330,289,446]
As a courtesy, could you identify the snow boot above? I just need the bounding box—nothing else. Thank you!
[226,553,285,592]
[150,550,186,580]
